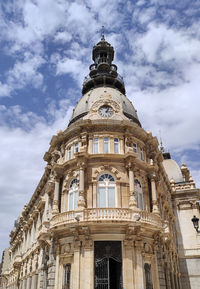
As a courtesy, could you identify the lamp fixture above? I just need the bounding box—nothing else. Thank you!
[191,215,200,233]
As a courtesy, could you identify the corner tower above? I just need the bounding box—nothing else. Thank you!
[1,35,181,289]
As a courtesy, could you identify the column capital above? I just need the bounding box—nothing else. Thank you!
[149,172,157,181]
[125,160,135,171]
[77,159,87,169]
[135,239,144,250]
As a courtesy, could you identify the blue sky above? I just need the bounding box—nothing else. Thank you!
[0,0,200,256]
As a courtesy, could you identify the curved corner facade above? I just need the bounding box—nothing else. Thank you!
[1,36,199,289]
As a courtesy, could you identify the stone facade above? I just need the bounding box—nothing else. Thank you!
[0,35,199,289]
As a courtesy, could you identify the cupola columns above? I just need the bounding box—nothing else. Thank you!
[127,163,138,210]
[150,175,160,214]
[52,178,60,214]
[78,162,86,209]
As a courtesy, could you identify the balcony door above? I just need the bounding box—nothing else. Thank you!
[94,241,122,289]
[98,174,116,208]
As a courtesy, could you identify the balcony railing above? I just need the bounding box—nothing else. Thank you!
[50,208,162,228]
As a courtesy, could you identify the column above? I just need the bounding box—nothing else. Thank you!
[135,241,145,289]
[78,163,86,209]
[151,251,161,289]
[52,178,60,214]
[54,249,59,289]
[72,241,81,289]
[30,274,38,289]
[123,241,135,289]
[93,182,97,208]
[26,276,31,289]
[128,164,137,210]
[43,193,50,223]
[80,239,93,289]
[151,175,160,214]
[88,137,93,154]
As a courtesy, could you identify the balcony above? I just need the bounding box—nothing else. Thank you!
[50,208,162,229]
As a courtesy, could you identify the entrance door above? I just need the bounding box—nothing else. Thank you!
[94,241,122,289]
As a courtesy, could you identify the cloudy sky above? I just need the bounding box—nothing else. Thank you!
[0,0,200,256]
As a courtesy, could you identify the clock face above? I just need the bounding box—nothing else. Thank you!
[98,105,113,118]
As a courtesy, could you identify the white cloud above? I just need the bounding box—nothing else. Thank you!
[54,31,72,43]
[0,52,45,97]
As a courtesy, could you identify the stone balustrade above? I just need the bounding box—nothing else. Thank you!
[50,208,162,228]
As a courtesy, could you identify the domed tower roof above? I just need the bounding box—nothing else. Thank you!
[162,152,184,183]
[68,30,141,127]
[69,87,141,126]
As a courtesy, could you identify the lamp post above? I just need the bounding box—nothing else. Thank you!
[191,215,200,233]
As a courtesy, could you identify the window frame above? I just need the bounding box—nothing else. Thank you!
[74,142,79,154]
[68,179,79,211]
[97,174,116,208]
[93,138,99,154]
[140,147,144,161]
[135,179,144,210]
[114,138,119,154]
[67,146,72,160]
[62,263,71,289]
[133,143,137,153]
[103,137,110,153]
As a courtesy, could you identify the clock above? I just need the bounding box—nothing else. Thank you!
[98,105,113,118]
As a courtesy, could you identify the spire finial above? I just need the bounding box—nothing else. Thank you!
[159,130,165,153]
[101,26,105,41]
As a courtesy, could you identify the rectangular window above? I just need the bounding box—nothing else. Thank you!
[140,148,144,161]
[74,142,79,153]
[93,138,99,154]
[133,143,137,153]
[114,138,119,153]
[63,264,71,289]
[103,137,109,153]
[67,147,72,160]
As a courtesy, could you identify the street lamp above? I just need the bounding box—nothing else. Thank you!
[191,215,200,233]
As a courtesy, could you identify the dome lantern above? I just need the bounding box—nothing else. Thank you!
[82,28,125,95]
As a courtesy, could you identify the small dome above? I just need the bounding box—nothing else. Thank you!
[163,158,184,183]
[68,87,141,126]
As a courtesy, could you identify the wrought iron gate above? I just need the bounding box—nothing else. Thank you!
[94,241,122,289]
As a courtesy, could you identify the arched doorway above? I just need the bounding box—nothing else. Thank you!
[94,241,122,289]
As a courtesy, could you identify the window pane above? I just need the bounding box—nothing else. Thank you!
[140,148,144,160]
[138,193,144,210]
[74,143,78,153]
[74,191,78,209]
[114,138,119,153]
[98,187,106,207]
[68,147,71,160]
[108,187,115,207]
[63,264,71,289]
[133,143,137,153]
[103,138,109,153]
[93,138,99,154]
[69,193,73,211]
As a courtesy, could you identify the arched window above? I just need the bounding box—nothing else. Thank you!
[135,179,144,210]
[68,179,79,211]
[98,174,116,207]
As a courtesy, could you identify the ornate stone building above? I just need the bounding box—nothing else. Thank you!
[0,34,199,289]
